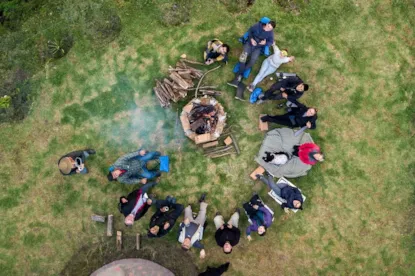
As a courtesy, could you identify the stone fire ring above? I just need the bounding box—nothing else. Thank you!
[90,258,174,276]
[180,96,227,144]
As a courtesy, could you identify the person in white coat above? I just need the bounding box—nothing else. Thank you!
[248,43,294,92]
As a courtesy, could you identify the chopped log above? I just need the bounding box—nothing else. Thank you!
[116,231,122,251]
[224,136,233,146]
[176,90,187,98]
[153,88,167,107]
[184,78,194,88]
[194,65,221,98]
[170,72,189,89]
[136,234,140,250]
[179,72,192,80]
[204,145,233,155]
[91,215,105,223]
[107,215,113,237]
[177,70,192,75]
[154,87,169,106]
[163,79,176,98]
[175,61,186,69]
[156,80,171,99]
[164,78,175,87]
[202,141,219,148]
[209,151,236,159]
[230,133,241,155]
[187,86,217,90]
[181,59,207,66]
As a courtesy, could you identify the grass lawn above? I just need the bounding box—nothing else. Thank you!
[0,0,414,275]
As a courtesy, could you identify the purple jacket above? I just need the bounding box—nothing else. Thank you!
[245,207,273,235]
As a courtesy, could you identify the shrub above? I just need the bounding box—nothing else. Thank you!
[220,0,252,13]
[84,7,122,44]
[160,0,191,26]
[47,35,74,59]
[273,0,309,14]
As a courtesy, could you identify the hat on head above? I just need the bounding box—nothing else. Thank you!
[58,157,73,174]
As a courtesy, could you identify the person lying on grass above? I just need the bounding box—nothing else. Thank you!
[248,42,294,91]
[228,19,276,87]
[243,193,273,241]
[261,100,318,130]
[107,149,161,185]
[256,75,309,106]
[178,193,208,259]
[292,142,324,165]
[214,208,241,254]
[58,149,95,175]
[256,173,304,212]
[204,39,230,65]
[148,196,184,238]
[118,179,159,226]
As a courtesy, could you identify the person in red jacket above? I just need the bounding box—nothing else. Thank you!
[293,143,324,165]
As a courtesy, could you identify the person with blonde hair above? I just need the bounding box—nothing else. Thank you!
[58,149,95,175]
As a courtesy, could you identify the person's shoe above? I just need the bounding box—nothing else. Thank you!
[255,174,263,180]
[215,211,221,216]
[87,149,96,155]
[199,193,207,203]
[235,208,241,215]
[227,75,242,88]
[260,116,268,122]
[256,99,264,105]
[247,84,255,92]
[234,96,246,101]
[277,103,284,109]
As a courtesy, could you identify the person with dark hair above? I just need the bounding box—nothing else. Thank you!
[107,149,161,185]
[262,151,290,166]
[118,179,159,226]
[293,142,324,165]
[199,262,230,276]
[214,208,241,254]
[248,42,295,91]
[257,75,309,106]
[204,39,230,65]
[177,193,208,259]
[243,194,273,241]
[228,19,276,87]
[148,196,184,238]
[58,149,95,175]
[260,101,318,130]
[257,173,304,212]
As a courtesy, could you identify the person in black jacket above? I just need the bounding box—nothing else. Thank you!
[199,262,230,276]
[256,173,303,211]
[260,100,318,130]
[213,208,241,254]
[148,196,184,238]
[118,180,158,226]
[58,149,96,175]
[258,76,309,105]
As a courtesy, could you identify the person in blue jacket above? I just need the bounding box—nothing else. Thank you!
[228,19,276,88]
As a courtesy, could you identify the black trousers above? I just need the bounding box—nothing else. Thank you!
[261,114,298,128]
[243,195,264,217]
[262,83,284,100]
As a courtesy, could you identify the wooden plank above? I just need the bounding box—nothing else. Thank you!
[136,234,140,250]
[170,72,189,89]
[259,114,269,131]
[195,133,211,144]
[202,141,219,148]
[116,231,122,251]
[107,215,113,237]
[230,133,241,155]
[91,214,105,223]
[224,136,232,146]
[250,166,265,180]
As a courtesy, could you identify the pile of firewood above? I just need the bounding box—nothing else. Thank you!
[153,60,223,107]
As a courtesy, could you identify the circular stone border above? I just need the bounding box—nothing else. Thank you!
[180,96,226,144]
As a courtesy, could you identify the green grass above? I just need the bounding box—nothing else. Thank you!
[0,0,414,275]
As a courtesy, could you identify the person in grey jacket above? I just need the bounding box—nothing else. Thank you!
[177,193,208,259]
[107,149,161,184]
[248,42,294,91]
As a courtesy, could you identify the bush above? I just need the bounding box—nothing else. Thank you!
[273,0,309,14]
[0,69,32,122]
[220,0,253,13]
[160,0,191,26]
[84,5,122,45]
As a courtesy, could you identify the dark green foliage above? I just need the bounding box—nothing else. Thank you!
[160,0,191,26]
[61,104,91,126]
[273,0,309,14]
[220,0,251,13]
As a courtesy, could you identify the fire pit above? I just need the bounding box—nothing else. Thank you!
[180,96,226,144]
